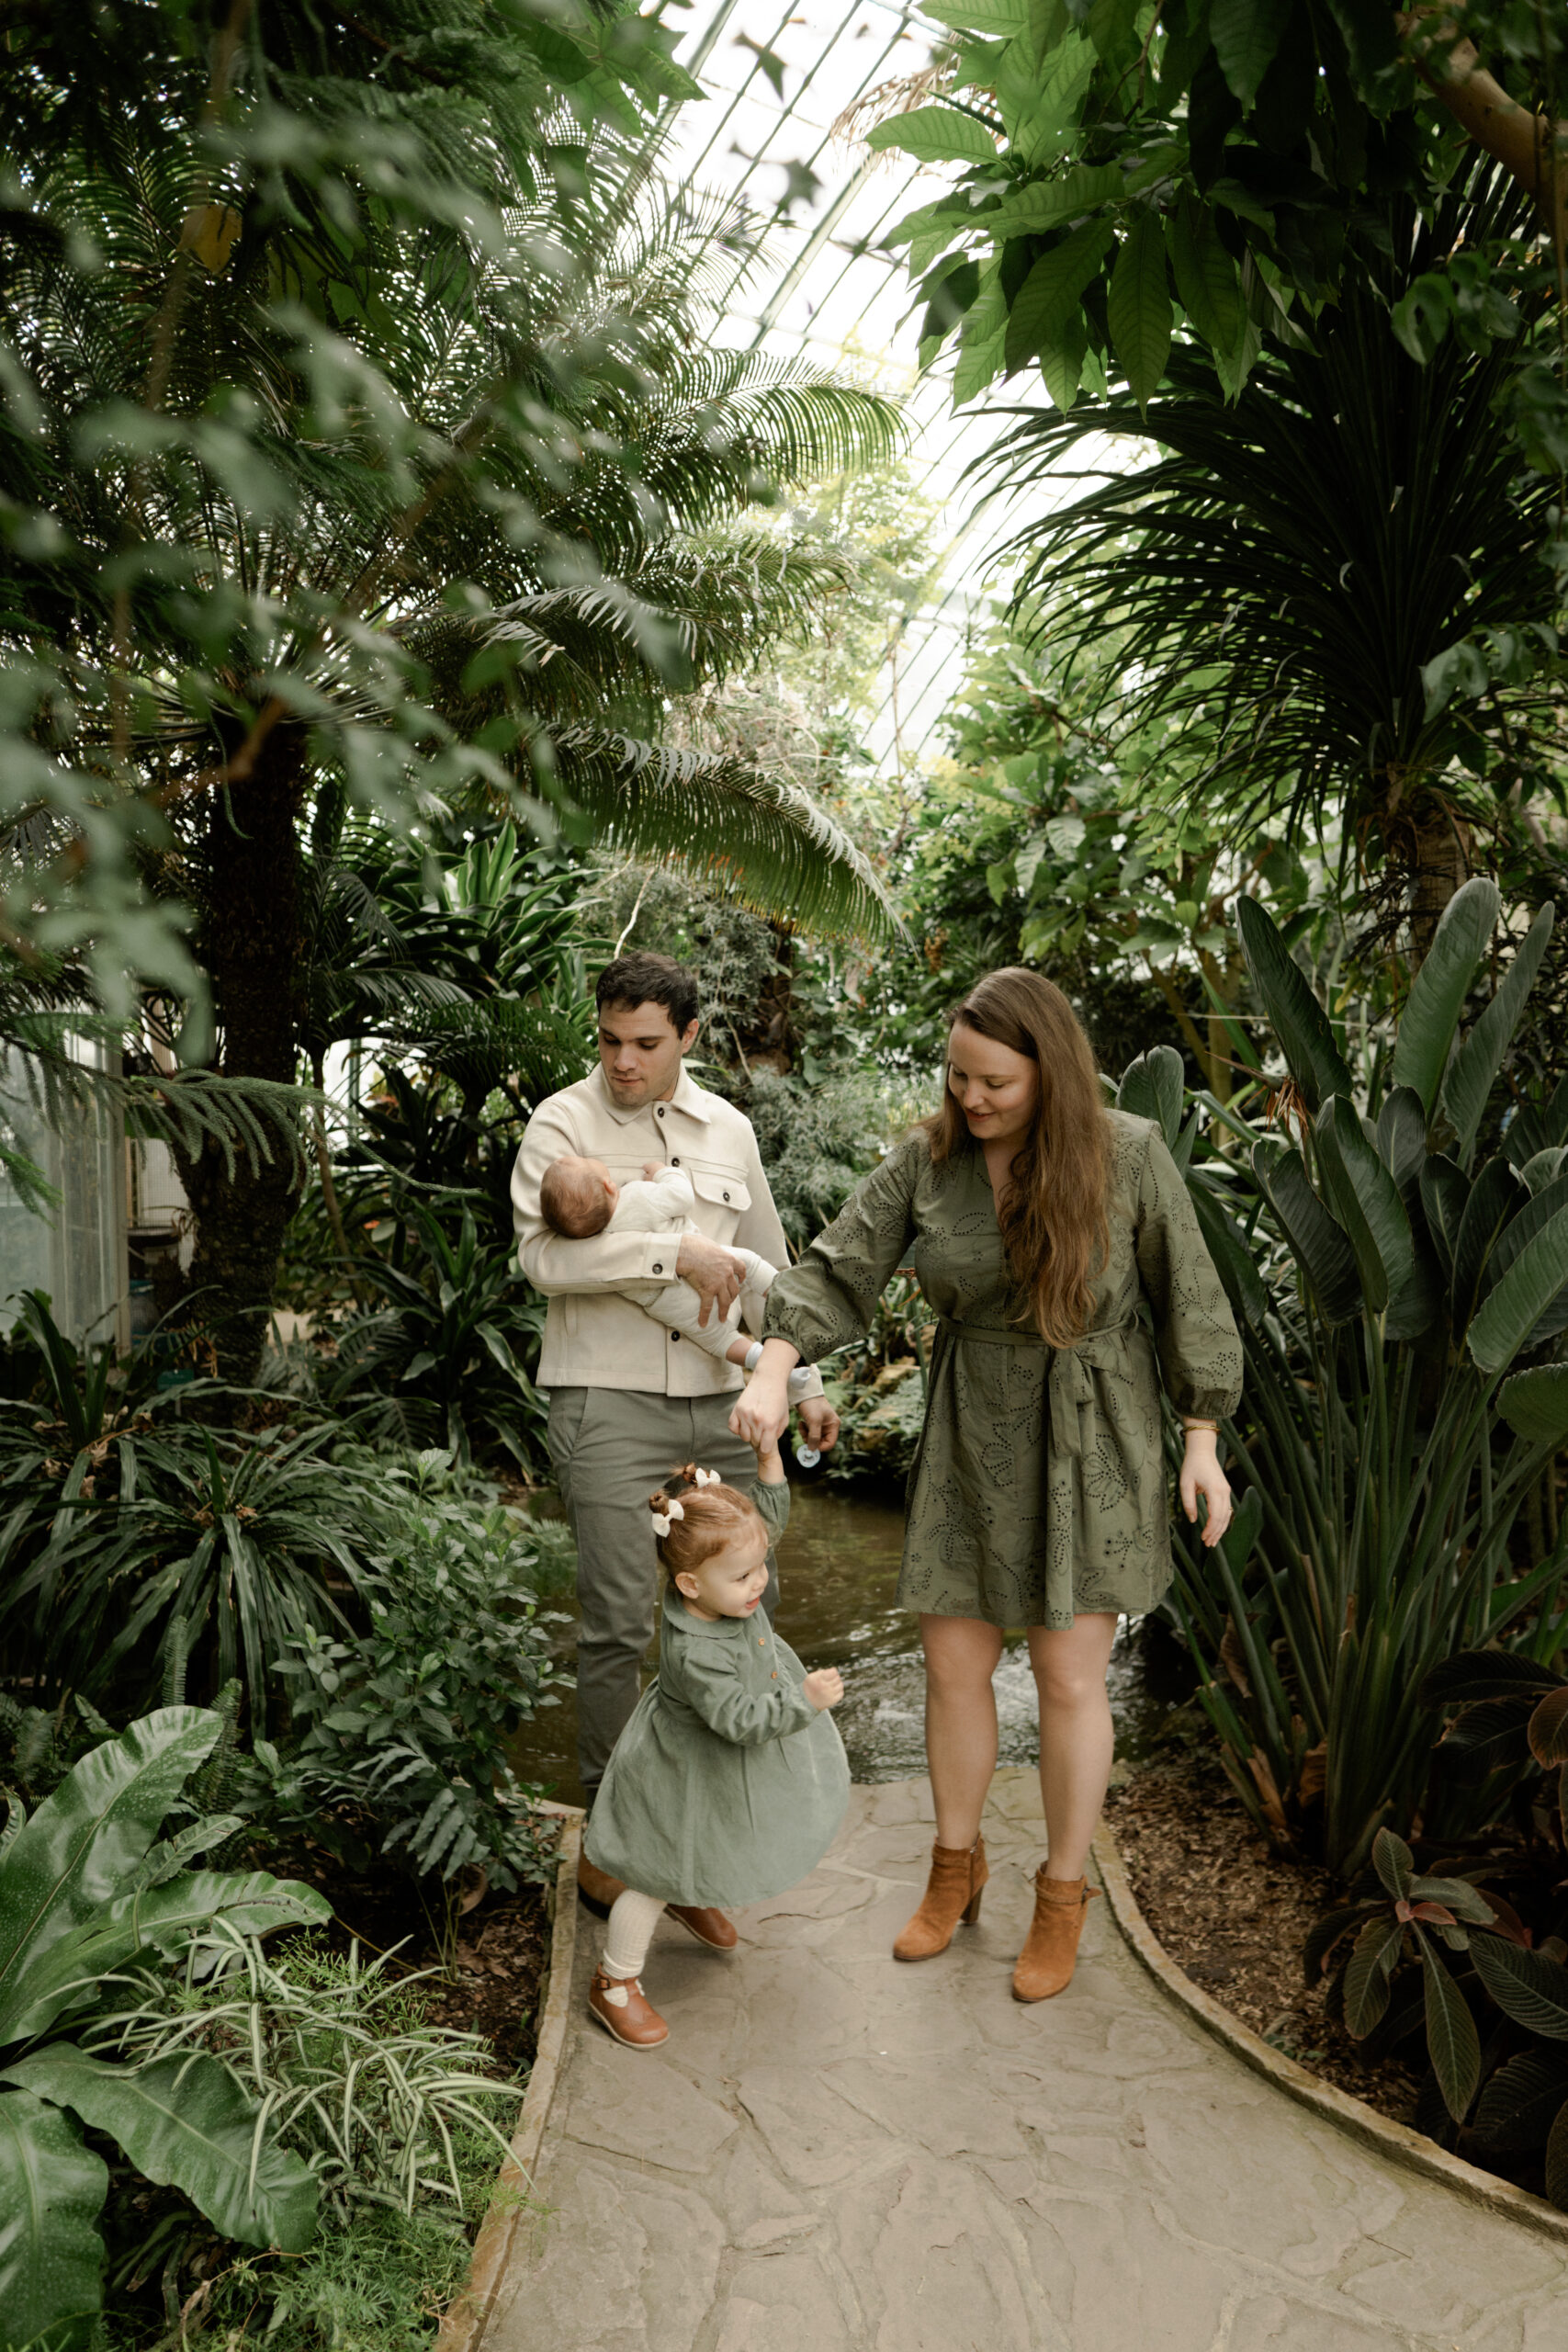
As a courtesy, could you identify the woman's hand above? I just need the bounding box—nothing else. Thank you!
[1179,1430,1233,1548]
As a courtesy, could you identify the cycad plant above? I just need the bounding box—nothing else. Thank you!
[1141,876,1568,1878]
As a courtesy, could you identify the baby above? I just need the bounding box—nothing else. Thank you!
[539,1154,819,1402]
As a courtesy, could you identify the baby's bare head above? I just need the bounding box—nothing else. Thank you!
[540,1154,617,1238]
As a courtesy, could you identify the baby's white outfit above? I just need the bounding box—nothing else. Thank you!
[608,1166,820,1400]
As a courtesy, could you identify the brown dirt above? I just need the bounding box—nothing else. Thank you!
[266,1826,558,2075]
[1104,1755,1422,2129]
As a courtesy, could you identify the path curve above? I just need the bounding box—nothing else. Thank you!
[486,1772,1567,2350]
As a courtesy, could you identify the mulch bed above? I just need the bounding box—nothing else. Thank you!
[1104,1754,1422,2129]
[265,1827,558,2076]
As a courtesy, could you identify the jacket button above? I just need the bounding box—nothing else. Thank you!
[771,1670,778,1679]
[723,1191,730,1201]
[671,1331,681,1342]
[671,1156,680,1165]
[652,1262,663,1274]
[656,1106,664,1117]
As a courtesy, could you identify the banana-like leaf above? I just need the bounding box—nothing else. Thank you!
[1481,1171,1568,1295]
[1421,1938,1482,2121]
[1189,1182,1268,1329]
[1450,1157,1523,1336]
[1467,1201,1568,1374]
[1390,877,1502,1117]
[1442,903,1554,1162]
[1521,1146,1568,1193]
[0,2086,107,2352]
[1529,1689,1568,1769]
[0,1871,330,2046]
[1421,1648,1559,1706]
[1252,1143,1359,1322]
[0,1710,219,2003]
[1315,1098,1413,1316]
[1,2045,318,2254]
[1116,1046,1184,1148]
[1376,1086,1427,1201]
[1473,2046,1568,2152]
[1418,1152,1469,1283]
[1235,897,1353,1113]
[1470,1933,1568,2040]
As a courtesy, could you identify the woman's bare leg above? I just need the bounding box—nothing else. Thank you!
[1028,1613,1120,1880]
[920,1613,1005,1849]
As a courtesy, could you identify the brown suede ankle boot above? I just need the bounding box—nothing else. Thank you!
[1011,1869,1100,2002]
[892,1837,988,1962]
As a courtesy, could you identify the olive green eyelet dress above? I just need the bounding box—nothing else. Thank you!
[761,1113,1243,1630]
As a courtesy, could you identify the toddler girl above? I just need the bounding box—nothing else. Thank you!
[581,1433,850,2047]
[538,1154,821,1403]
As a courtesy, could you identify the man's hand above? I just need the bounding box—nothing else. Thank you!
[675,1231,744,1328]
[796,1395,840,1453]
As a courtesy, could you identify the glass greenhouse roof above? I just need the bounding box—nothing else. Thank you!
[664,0,1053,774]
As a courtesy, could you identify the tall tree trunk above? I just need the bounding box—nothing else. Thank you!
[174,727,307,1383]
[1407,794,1474,964]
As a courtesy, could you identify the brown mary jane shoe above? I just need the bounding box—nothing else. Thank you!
[668,1905,739,1951]
[587,1967,670,2049]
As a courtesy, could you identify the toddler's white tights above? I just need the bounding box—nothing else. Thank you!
[600,1888,666,1997]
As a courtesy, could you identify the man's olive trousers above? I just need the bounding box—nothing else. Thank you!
[546,1385,780,1790]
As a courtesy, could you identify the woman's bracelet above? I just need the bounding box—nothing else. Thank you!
[1181,1417,1220,1435]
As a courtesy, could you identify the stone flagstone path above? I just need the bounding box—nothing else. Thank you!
[485,1771,1567,2350]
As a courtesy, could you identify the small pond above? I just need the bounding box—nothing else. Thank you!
[512,1478,1188,1808]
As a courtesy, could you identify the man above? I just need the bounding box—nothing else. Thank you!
[512,950,839,1910]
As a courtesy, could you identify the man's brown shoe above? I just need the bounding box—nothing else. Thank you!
[578,1854,626,1918]
[668,1905,739,1951]
[587,1967,669,2049]
[892,1836,987,1961]
[1011,1870,1099,2002]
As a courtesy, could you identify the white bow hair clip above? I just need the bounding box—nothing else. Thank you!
[692,1466,721,1487]
[650,1498,686,1538]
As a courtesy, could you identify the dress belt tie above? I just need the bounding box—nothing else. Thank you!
[935,1314,1143,1459]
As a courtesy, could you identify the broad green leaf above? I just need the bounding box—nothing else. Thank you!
[1190,1183,1268,1329]
[1421,1648,1558,1707]
[1116,1044,1184,1147]
[1004,219,1113,373]
[1407,1876,1497,1926]
[1235,897,1353,1112]
[953,264,1007,403]
[0,1871,330,2045]
[1375,1087,1427,1201]
[1372,1826,1414,1901]
[1315,1098,1414,1317]
[1466,1201,1568,1374]
[1003,31,1096,165]
[1211,0,1290,107]
[0,2087,106,2352]
[1389,876,1502,1117]
[1474,2046,1568,2152]
[1421,1939,1481,2121]
[922,0,1032,30]
[1470,1933,1568,2040]
[1107,212,1171,412]
[990,163,1122,236]
[1,2045,318,2254]
[1481,1171,1568,1297]
[1164,193,1245,361]
[1343,1914,1401,2038]
[1417,1152,1468,1281]
[1252,1144,1360,1322]
[1441,903,1554,1163]
[1450,1155,1522,1333]
[1529,1688,1568,1769]
[865,107,998,165]
[1039,310,1089,412]
[0,1710,219,2003]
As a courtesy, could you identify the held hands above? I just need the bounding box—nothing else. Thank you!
[1179,1429,1234,1548]
[803,1667,844,1712]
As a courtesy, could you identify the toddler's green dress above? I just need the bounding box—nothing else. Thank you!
[761,1112,1244,1630]
[583,1481,850,1908]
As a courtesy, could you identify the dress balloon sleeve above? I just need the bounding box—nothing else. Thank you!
[762,1138,923,1363]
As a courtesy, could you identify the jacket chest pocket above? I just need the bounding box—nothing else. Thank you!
[689,1168,751,1222]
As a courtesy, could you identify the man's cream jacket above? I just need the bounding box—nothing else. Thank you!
[512,1063,791,1396]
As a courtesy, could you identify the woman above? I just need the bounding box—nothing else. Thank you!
[731,969,1242,2003]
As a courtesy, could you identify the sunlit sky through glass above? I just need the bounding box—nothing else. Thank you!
[661,0,1070,775]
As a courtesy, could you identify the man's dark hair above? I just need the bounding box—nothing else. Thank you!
[595,952,699,1035]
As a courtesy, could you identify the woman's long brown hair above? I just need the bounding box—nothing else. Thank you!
[924,968,1111,1347]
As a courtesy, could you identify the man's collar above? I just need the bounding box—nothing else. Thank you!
[590,1062,715,1127]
